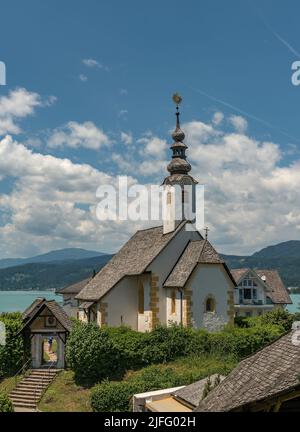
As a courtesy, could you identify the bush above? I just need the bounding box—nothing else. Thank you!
[66,322,121,383]
[0,313,24,379]
[91,381,140,412]
[0,392,14,412]
[67,321,284,384]
[141,325,195,364]
[105,326,146,370]
[256,309,294,332]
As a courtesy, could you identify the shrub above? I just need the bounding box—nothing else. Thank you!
[0,392,14,412]
[91,380,140,412]
[0,313,24,379]
[66,322,120,383]
[256,309,294,332]
[105,326,146,370]
[141,325,195,364]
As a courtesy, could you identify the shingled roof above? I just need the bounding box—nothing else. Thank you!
[58,277,91,295]
[231,268,292,305]
[22,299,73,332]
[196,331,300,412]
[164,240,236,288]
[76,221,189,301]
[173,374,225,408]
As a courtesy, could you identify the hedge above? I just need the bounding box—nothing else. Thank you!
[65,322,121,383]
[0,313,24,379]
[67,321,283,384]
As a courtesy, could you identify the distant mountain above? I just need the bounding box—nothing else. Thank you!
[252,241,300,259]
[2,240,300,292]
[0,248,105,270]
[0,254,113,291]
[222,240,300,288]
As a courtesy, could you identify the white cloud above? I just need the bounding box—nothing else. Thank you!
[0,135,138,257]
[48,121,111,150]
[0,88,43,135]
[229,115,248,133]
[138,135,168,159]
[212,111,224,126]
[121,131,133,145]
[180,119,300,254]
[79,74,88,82]
[2,112,300,258]
[82,58,102,68]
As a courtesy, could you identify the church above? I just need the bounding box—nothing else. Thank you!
[76,98,236,332]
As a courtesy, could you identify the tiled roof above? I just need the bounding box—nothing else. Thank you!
[196,331,300,412]
[76,221,188,301]
[231,268,292,304]
[58,277,91,295]
[164,240,235,288]
[22,298,73,332]
[45,300,73,332]
[22,298,44,320]
[173,375,225,408]
[256,270,292,304]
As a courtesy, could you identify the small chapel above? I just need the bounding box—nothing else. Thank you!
[76,97,236,332]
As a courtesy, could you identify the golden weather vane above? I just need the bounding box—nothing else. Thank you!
[172,93,183,107]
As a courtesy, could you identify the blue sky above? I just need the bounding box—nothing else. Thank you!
[0,0,300,258]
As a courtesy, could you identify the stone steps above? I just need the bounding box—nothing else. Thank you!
[9,369,60,411]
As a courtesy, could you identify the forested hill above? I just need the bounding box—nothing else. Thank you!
[0,255,112,291]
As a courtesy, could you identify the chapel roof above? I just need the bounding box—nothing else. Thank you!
[231,268,292,304]
[58,277,91,295]
[22,298,73,332]
[76,221,189,302]
[196,330,300,412]
[164,240,236,288]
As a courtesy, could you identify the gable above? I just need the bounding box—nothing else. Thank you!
[164,240,236,289]
[29,305,65,332]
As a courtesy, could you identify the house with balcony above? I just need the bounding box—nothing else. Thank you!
[231,268,292,317]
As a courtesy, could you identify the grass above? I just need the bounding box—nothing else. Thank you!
[39,354,237,412]
[0,375,23,395]
[124,353,237,386]
[39,370,92,412]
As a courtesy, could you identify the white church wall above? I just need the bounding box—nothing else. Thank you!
[187,264,233,331]
[166,288,182,325]
[148,224,201,325]
[102,276,140,329]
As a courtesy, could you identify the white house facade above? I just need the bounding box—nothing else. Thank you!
[231,268,292,317]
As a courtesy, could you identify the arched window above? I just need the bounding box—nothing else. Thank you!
[205,297,216,313]
[171,289,176,315]
[138,283,144,314]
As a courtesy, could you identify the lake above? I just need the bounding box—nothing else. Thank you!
[0,291,62,313]
[287,294,300,314]
[0,290,299,315]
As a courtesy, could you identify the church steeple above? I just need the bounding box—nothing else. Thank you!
[163,93,197,186]
[162,94,198,235]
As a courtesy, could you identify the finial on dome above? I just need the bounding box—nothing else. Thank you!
[172,93,185,142]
